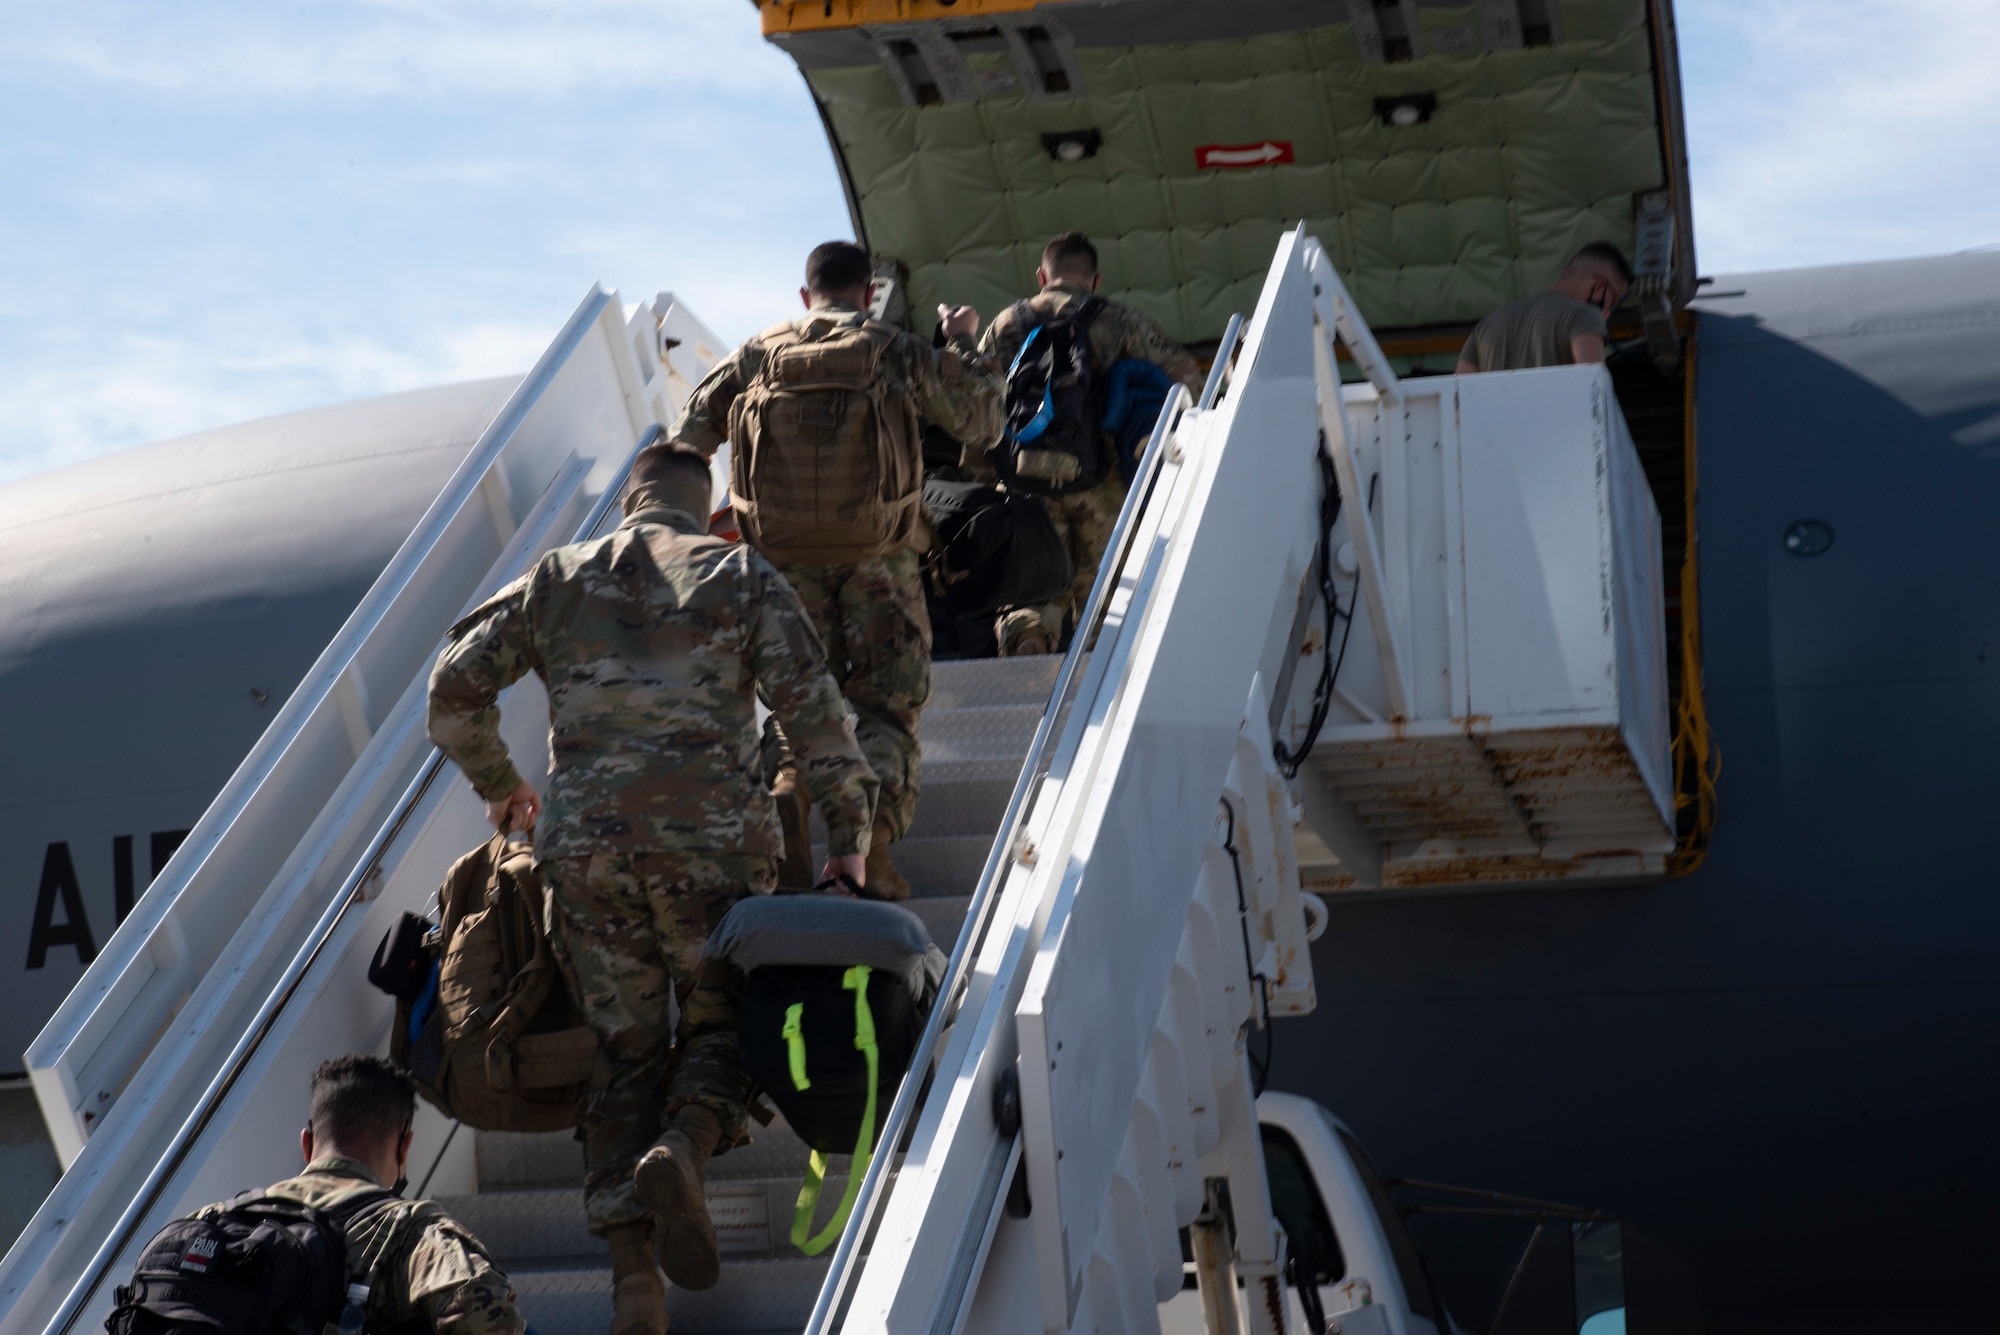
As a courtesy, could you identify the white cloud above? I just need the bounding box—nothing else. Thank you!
[0,319,549,486]
[1682,0,2000,273]
[2,0,790,100]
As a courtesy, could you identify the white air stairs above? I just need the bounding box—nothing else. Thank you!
[436,657,1058,1334]
[0,227,1673,1335]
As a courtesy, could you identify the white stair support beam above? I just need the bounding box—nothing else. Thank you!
[1306,245,1400,406]
[1312,322,1412,720]
[1228,693,1316,1016]
[1306,246,1417,717]
[1011,228,1326,1334]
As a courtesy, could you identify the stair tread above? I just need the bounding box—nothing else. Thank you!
[468,657,1048,1333]
[509,1255,831,1335]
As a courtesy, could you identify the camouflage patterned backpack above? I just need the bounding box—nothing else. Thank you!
[727,314,924,564]
[381,829,597,1132]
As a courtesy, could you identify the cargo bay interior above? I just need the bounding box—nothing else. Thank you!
[759,0,1712,1324]
[760,0,1711,864]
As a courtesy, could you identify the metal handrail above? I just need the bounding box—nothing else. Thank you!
[1200,313,1246,410]
[805,313,1248,1335]
[45,424,661,1335]
[29,288,617,1102]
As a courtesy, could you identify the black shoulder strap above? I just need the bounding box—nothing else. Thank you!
[320,1188,402,1286]
[1069,295,1108,336]
[320,1187,399,1233]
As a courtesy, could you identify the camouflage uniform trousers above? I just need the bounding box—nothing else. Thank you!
[996,470,1127,654]
[541,849,775,1235]
[770,548,931,841]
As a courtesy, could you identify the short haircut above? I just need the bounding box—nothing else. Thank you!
[310,1055,415,1150]
[629,441,712,493]
[805,241,873,296]
[1042,231,1099,277]
[1569,240,1634,286]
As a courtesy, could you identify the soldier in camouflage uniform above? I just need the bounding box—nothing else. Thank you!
[428,444,878,1335]
[210,1054,525,1334]
[978,231,1205,655]
[672,240,1002,900]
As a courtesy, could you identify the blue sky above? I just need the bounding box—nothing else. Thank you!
[1,0,1995,484]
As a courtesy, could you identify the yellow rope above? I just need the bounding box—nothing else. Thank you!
[1667,320,1720,876]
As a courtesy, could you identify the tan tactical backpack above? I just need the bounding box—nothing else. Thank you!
[391,830,598,1133]
[727,314,923,564]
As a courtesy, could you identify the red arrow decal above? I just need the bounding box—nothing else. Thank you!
[1195,141,1295,169]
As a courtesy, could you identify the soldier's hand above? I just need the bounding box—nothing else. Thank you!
[485,780,541,832]
[938,304,979,339]
[820,854,866,895]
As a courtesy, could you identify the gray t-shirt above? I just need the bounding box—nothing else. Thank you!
[1458,291,1609,372]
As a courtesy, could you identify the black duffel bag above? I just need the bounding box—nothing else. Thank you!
[922,474,1074,616]
[707,895,945,1256]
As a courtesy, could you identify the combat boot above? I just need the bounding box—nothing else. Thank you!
[772,763,815,890]
[862,815,912,902]
[1000,624,1056,657]
[604,1220,667,1335]
[635,1105,724,1291]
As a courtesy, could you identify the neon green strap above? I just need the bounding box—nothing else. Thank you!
[792,965,880,1256]
[783,1003,811,1091]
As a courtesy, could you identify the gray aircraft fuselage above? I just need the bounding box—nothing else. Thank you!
[2,251,1996,1331]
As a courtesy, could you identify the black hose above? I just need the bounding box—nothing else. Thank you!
[1273,440,1351,779]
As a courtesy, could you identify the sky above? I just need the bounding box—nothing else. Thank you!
[0,0,1995,485]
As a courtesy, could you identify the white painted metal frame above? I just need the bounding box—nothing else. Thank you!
[835,229,1332,1335]
[0,286,713,1335]
[1280,240,1672,892]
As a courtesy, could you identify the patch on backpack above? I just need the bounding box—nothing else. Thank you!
[179,1236,220,1273]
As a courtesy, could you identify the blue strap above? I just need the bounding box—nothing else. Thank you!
[406,959,440,1046]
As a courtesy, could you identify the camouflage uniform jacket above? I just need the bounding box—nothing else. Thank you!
[216,1156,524,1335]
[428,493,880,859]
[669,298,1004,458]
[979,280,1205,394]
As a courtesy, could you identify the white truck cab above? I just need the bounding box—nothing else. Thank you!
[1160,1093,1450,1335]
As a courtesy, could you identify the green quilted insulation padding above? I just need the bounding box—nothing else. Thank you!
[805,0,1665,342]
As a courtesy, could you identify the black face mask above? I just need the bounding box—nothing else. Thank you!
[392,1123,413,1196]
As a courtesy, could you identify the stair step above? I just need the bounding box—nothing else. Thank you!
[927,656,1059,710]
[904,777,1013,839]
[442,1174,857,1266]
[510,1255,829,1335]
[917,703,1043,759]
[468,659,1050,1333]
[480,1116,830,1192]
[891,835,998,899]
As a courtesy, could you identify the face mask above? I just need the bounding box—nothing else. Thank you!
[392,1175,409,1197]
